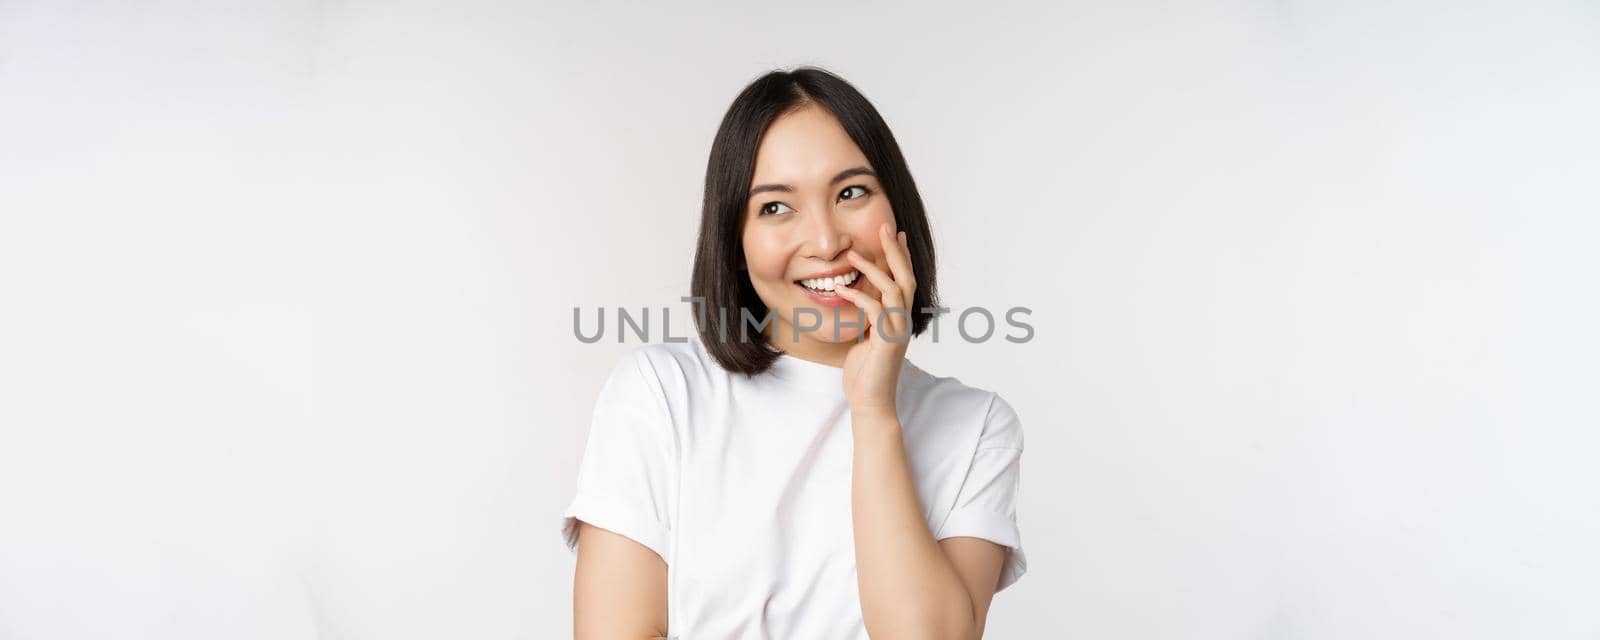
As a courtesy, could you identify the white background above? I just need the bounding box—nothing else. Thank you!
[2,1,1597,638]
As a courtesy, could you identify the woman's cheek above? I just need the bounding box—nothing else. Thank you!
[742,233,791,293]
[851,203,896,239]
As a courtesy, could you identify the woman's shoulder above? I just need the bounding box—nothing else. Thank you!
[629,336,718,376]
[900,361,1024,450]
[603,336,723,399]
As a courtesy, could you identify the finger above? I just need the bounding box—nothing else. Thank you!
[845,250,912,343]
[844,249,908,339]
[880,225,916,301]
[845,250,905,312]
[832,284,886,341]
[897,231,918,300]
[875,251,911,339]
[840,281,908,344]
[866,249,913,340]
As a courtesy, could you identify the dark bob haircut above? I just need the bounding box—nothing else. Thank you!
[690,66,940,376]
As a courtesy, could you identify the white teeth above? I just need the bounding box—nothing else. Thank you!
[800,270,859,292]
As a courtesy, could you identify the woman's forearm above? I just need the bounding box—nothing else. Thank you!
[850,409,978,639]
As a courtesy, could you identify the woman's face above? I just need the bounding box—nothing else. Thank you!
[741,103,897,349]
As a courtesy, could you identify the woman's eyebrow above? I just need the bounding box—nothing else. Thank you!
[748,166,877,200]
[829,166,876,185]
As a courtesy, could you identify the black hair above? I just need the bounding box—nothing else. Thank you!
[690,66,940,375]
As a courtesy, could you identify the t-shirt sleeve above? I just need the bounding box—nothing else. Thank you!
[933,392,1027,593]
[560,349,676,563]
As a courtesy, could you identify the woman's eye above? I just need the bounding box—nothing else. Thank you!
[839,185,871,202]
[760,202,795,216]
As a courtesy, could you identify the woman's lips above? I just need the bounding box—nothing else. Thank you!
[794,272,863,308]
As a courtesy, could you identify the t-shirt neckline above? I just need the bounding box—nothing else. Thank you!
[768,351,846,393]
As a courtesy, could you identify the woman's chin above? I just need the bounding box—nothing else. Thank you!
[769,303,868,343]
[811,322,867,343]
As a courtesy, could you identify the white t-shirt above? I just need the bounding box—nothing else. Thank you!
[560,336,1026,638]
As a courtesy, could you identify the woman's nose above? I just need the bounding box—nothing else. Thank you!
[804,210,851,259]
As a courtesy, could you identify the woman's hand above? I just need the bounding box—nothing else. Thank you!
[834,222,918,420]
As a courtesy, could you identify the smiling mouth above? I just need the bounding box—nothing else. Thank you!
[794,270,862,296]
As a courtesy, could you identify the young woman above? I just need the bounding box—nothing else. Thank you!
[561,67,1027,639]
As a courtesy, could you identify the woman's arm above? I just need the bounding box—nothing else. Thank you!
[835,225,1010,638]
[939,535,1009,638]
[852,410,1008,640]
[572,522,669,640]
